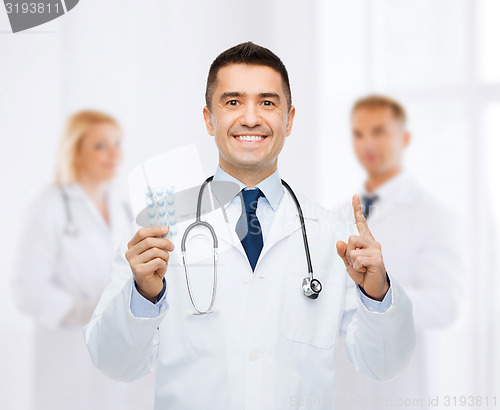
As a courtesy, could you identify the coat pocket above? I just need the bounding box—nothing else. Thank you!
[281,269,344,349]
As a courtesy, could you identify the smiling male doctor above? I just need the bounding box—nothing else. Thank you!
[85,42,415,409]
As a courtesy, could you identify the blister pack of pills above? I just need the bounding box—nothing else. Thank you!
[136,186,177,238]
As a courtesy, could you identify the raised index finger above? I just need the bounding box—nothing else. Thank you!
[128,225,169,247]
[352,194,373,238]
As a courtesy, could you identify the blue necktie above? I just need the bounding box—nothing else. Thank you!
[235,188,264,271]
[361,194,379,219]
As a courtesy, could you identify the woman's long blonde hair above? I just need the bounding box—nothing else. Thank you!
[54,110,121,186]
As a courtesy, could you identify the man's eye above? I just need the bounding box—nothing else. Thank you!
[262,100,275,106]
[227,100,239,106]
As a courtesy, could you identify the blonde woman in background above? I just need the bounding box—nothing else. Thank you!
[11,110,155,410]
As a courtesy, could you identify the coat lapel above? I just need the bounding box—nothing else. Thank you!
[170,189,318,268]
[66,183,111,234]
[257,191,318,264]
[202,190,318,262]
[367,173,419,222]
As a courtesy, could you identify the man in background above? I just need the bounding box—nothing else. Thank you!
[335,95,464,410]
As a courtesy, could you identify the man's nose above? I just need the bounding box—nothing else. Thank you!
[239,104,262,128]
[357,134,375,148]
[366,135,378,148]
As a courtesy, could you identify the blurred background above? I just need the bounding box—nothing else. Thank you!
[0,0,498,409]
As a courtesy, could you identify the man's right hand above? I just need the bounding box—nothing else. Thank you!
[125,226,175,303]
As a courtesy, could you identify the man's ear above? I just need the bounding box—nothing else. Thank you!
[403,131,411,147]
[285,105,296,137]
[203,106,214,136]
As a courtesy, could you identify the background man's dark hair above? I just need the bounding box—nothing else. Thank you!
[205,41,292,111]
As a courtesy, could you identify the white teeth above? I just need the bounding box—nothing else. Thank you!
[234,135,266,141]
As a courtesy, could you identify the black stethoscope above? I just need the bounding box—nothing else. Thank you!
[180,175,322,315]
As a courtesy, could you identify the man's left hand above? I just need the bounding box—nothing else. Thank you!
[336,194,389,301]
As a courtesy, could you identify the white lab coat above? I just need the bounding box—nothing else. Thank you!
[334,171,464,409]
[11,182,156,410]
[85,185,416,410]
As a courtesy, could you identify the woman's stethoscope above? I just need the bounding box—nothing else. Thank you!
[181,176,323,315]
[59,186,133,236]
[60,186,79,235]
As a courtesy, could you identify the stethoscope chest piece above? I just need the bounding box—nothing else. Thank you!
[302,277,322,299]
[64,224,79,236]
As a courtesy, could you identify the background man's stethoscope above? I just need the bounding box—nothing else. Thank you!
[181,175,323,315]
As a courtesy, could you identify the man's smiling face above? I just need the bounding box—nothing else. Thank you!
[203,64,295,179]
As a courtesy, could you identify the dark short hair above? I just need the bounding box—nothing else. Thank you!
[351,94,407,126]
[205,41,292,111]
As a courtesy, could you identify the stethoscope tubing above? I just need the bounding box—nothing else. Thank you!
[280,179,313,277]
[180,175,320,315]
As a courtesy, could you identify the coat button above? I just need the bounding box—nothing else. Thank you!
[248,350,259,361]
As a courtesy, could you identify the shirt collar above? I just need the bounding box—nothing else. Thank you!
[360,169,417,204]
[212,164,284,212]
[61,182,88,199]
[61,181,115,200]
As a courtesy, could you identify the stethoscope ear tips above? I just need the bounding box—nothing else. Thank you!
[302,277,322,299]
